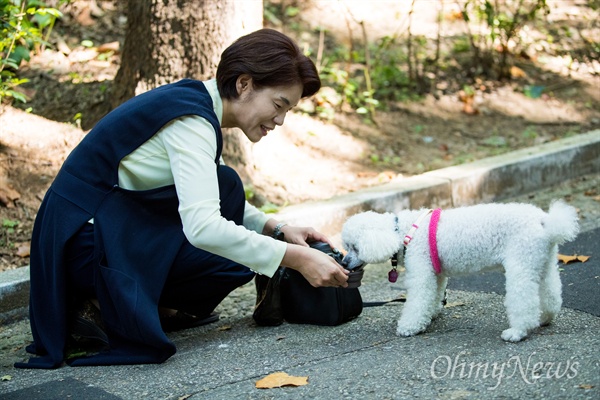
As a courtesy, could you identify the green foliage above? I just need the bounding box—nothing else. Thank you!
[368,35,415,102]
[369,152,402,167]
[259,202,281,214]
[2,218,18,231]
[460,0,550,78]
[276,0,567,122]
[264,1,302,31]
[317,31,426,120]
[521,126,538,140]
[244,186,282,213]
[482,135,508,147]
[0,0,65,104]
[1,218,19,247]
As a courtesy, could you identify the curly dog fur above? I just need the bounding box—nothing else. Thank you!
[341,201,579,342]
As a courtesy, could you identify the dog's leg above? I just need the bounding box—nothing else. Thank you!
[501,258,542,342]
[539,249,562,326]
[432,276,448,319]
[397,266,438,337]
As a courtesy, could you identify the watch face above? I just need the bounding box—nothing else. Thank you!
[273,223,287,240]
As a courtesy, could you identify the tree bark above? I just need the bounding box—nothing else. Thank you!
[111,0,262,106]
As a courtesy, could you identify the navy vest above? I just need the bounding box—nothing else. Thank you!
[17,79,223,368]
[55,78,223,214]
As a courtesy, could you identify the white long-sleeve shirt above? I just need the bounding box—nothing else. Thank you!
[117,79,284,277]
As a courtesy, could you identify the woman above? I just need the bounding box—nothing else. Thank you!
[16,28,348,369]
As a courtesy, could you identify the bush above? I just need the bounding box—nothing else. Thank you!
[0,0,64,104]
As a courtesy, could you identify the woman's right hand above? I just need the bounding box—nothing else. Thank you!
[281,244,349,288]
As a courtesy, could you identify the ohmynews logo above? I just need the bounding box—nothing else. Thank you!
[430,351,580,390]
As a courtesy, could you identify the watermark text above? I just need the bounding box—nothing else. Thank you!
[430,351,580,390]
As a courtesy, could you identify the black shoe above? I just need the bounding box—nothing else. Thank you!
[69,299,108,345]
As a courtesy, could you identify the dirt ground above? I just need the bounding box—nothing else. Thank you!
[1,1,599,272]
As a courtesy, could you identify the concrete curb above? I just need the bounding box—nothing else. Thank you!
[1,129,598,322]
[277,129,599,237]
[0,265,30,323]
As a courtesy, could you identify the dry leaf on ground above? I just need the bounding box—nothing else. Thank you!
[578,384,595,390]
[16,243,30,258]
[445,301,466,308]
[558,254,590,264]
[0,180,21,208]
[255,371,308,389]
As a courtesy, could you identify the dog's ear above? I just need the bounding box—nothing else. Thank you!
[342,211,401,264]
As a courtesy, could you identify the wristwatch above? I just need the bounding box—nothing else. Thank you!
[272,222,287,240]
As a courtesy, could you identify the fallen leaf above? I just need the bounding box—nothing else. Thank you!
[0,179,21,208]
[445,301,465,308]
[217,325,231,331]
[356,171,378,178]
[445,10,464,22]
[558,254,591,264]
[16,242,30,258]
[97,41,120,54]
[376,171,397,181]
[578,384,595,390]
[458,90,479,115]
[558,254,578,264]
[510,66,527,78]
[1,375,12,381]
[256,372,308,389]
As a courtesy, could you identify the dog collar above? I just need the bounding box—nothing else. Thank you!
[403,209,433,246]
[389,209,432,283]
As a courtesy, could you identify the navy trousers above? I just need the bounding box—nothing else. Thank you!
[65,165,256,318]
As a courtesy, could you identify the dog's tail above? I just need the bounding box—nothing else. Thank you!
[542,200,579,244]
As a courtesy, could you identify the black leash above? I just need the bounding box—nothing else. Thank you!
[363,298,406,307]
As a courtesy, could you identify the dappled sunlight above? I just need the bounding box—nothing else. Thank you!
[249,112,372,202]
[2,0,599,271]
[481,86,592,124]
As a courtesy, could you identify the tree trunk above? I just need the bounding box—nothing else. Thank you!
[110,0,263,187]
[112,0,262,106]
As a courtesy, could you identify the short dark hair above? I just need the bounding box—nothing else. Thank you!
[216,28,321,100]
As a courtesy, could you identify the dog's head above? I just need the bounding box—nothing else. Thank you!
[341,211,402,270]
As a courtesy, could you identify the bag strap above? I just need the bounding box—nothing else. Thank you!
[362,298,405,307]
[362,289,447,308]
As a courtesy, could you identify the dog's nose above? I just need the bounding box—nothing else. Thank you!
[342,255,364,272]
[340,255,350,267]
[339,257,349,268]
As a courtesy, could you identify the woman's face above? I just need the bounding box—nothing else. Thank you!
[233,76,303,143]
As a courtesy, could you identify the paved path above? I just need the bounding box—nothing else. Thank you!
[0,133,598,399]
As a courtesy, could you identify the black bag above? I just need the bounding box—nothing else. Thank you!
[253,242,363,327]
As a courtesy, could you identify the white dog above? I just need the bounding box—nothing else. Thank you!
[341,201,579,342]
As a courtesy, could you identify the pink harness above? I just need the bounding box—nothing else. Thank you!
[428,208,442,274]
